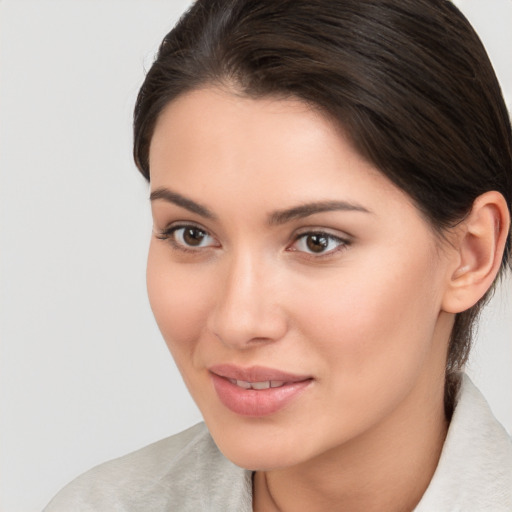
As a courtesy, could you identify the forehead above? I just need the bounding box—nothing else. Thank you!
[150,87,341,171]
[148,87,419,221]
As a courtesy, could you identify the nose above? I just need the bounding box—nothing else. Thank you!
[207,251,288,349]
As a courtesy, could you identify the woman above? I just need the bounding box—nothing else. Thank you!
[45,0,512,510]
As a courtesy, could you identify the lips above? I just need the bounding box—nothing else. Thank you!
[209,364,313,416]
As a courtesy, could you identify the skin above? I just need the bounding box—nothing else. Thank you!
[146,87,467,511]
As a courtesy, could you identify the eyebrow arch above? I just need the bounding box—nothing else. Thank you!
[150,187,216,220]
[269,200,372,225]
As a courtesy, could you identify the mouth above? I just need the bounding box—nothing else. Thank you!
[208,364,313,417]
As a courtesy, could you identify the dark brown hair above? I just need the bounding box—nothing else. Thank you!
[133,0,512,414]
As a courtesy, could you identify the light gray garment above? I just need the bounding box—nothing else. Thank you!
[44,375,511,511]
[44,422,252,512]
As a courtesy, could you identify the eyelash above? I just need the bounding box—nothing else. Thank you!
[288,231,351,259]
[155,223,219,253]
[156,223,351,258]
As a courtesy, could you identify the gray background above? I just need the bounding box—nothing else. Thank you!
[0,1,510,510]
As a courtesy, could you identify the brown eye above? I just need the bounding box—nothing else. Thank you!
[159,225,218,250]
[291,231,348,255]
[306,234,329,253]
[182,227,207,246]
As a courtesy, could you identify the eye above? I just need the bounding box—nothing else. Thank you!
[289,231,348,255]
[156,224,219,250]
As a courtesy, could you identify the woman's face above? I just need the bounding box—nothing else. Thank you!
[147,87,455,470]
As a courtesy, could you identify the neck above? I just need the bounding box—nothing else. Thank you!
[253,368,449,512]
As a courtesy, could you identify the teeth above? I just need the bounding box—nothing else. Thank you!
[236,379,252,389]
[229,379,286,390]
[251,381,271,390]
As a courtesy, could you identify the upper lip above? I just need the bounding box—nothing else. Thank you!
[209,364,312,383]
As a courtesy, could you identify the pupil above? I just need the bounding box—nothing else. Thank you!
[183,228,205,246]
[306,234,328,253]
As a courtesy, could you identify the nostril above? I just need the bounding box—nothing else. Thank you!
[208,306,288,349]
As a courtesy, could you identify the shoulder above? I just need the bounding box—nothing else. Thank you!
[416,375,512,511]
[44,422,252,512]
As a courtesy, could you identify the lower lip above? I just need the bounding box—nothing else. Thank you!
[210,373,312,417]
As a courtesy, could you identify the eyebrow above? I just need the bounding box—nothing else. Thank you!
[268,200,372,225]
[150,187,371,224]
[150,188,216,219]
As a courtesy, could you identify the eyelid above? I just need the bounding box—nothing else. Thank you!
[292,226,353,244]
[287,228,352,258]
[155,220,207,237]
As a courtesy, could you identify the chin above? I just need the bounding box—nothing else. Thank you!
[203,413,323,471]
[213,435,303,471]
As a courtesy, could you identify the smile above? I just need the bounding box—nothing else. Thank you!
[209,365,313,416]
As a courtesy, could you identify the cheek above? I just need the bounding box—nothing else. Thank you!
[281,247,446,442]
[146,242,212,359]
[291,245,443,381]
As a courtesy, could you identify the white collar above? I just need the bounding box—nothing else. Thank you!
[414,374,512,510]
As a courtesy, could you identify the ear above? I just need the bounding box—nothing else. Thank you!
[442,191,510,314]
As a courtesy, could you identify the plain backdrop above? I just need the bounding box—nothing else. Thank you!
[0,1,510,511]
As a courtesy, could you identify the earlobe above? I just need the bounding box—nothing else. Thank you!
[442,191,510,314]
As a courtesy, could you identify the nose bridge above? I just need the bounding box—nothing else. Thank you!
[209,248,286,348]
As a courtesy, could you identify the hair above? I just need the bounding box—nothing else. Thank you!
[133,0,512,416]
